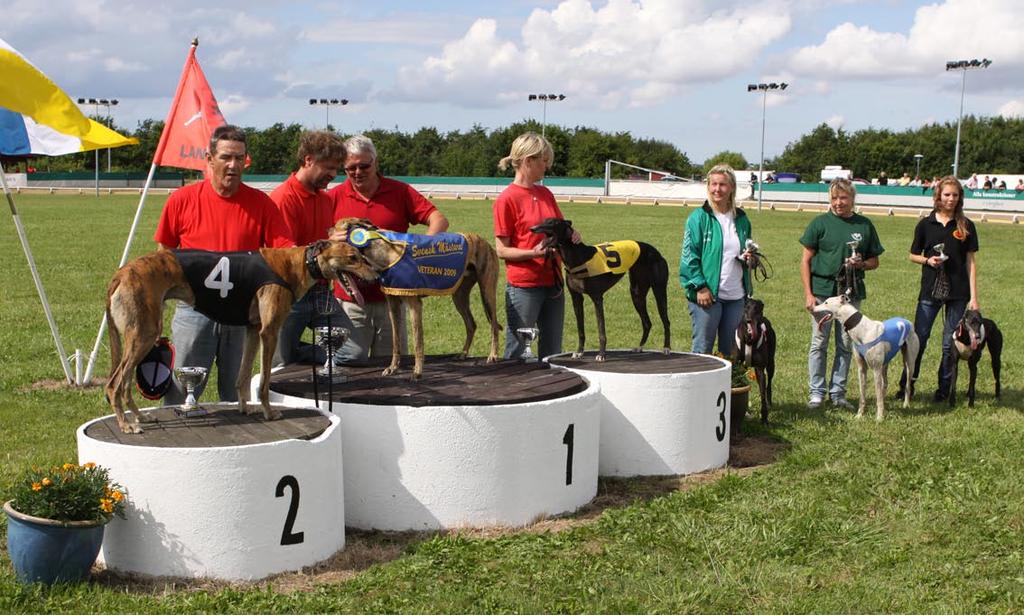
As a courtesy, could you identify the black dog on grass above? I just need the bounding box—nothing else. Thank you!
[946,309,1002,407]
[733,298,776,426]
[530,217,670,361]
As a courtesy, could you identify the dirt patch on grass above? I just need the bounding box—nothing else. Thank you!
[25,377,104,391]
[93,434,786,595]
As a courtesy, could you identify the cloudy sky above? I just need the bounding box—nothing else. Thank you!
[3,0,1021,164]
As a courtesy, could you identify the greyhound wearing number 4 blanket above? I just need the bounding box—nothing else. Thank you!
[812,293,919,421]
[105,241,376,434]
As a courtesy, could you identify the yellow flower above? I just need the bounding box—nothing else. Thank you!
[31,482,42,492]
[100,499,114,514]
[747,369,757,382]
[82,462,96,469]
[62,463,76,471]
[110,490,125,502]
[41,477,53,487]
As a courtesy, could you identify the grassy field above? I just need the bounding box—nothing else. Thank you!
[0,192,1021,612]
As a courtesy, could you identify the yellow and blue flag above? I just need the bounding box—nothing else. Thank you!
[0,37,136,155]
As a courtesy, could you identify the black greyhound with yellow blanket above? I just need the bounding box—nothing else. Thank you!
[530,217,670,361]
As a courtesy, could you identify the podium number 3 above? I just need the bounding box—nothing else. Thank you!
[276,475,304,545]
[563,424,574,485]
[715,391,727,442]
[204,256,235,298]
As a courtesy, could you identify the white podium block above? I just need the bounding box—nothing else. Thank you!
[76,403,344,581]
[261,360,601,531]
[548,351,731,477]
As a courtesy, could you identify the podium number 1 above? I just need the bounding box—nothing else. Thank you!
[276,475,304,546]
[563,424,574,485]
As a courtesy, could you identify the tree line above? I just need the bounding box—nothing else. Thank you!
[7,115,1022,180]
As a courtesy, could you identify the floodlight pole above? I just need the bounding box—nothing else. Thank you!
[309,98,349,130]
[746,82,788,212]
[528,94,565,139]
[914,153,923,179]
[946,58,991,178]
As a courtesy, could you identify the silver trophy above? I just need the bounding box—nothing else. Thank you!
[315,326,350,381]
[516,327,540,361]
[845,238,860,263]
[933,242,948,262]
[174,366,209,418]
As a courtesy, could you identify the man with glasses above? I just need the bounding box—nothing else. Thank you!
[328,134,449,362]
[799,178,884,411]
[270,130,348,365]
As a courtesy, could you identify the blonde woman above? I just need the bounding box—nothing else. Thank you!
[898,176,979,400]
[679,164,753,355]
[493,132,578,359]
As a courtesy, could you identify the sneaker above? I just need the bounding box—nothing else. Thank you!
[807,396,823,409]
[831,397,855,410]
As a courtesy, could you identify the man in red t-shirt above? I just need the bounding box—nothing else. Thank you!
[328,134,448,361]
[270,130,347,365]
[155,125,293,403]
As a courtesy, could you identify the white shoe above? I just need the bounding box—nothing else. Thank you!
[807,396,823,409]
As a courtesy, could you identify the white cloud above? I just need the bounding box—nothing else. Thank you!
[786,0,1024,81]
[825,114,844,130]
[217,94,250,118]
[998,99,1024,118]
[391,0,792,108]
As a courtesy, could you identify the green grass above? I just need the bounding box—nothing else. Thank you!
[1,193,1022,612]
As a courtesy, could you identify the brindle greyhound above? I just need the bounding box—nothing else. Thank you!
[105,240,376,434]
[331,218,501,380]
[733,298,776,426]
[946,309,1003,407]
[530,217,670,361]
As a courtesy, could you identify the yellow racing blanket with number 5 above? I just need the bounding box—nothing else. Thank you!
[566,241,641,278]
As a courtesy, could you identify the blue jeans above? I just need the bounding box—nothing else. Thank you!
[332,300,407,364]
[899,298,967,395]
[503,284,565,360]
[274,289,353,366]
[166,303,246,404]
[808,295,859,400]
[687,297,745,355]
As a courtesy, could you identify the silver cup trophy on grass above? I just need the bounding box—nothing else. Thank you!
[516,327,540,362]
[174,366,209,418]
[315,326,350,381]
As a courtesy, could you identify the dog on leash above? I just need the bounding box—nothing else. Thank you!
[733,298,776,426]
[946,309,1003,407]
[529,217,670,361]
[812,294,920,420]
[331,218,501,380]
[105,241,376,434]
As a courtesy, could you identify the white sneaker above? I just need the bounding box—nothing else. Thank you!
[831,397,855,410]
[807,396,823,409]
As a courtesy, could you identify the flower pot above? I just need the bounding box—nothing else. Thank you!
[4,500,106,584]
[730,385,751,438]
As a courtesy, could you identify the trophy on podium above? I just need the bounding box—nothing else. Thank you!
[516,327,540,362]
[174,366,209,418]
[315,326,350,382]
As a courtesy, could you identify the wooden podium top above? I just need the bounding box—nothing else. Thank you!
[83,404,330,448]
[548,350,725,374]
[269,355,589,408]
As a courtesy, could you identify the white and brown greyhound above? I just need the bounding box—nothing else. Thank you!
[812,293,920,421]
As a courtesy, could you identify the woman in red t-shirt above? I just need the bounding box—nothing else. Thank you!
[493,132,576,359]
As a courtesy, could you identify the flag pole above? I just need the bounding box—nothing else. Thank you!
[1,160,74,383]
[82,160,159,384]
[82,38,201,384]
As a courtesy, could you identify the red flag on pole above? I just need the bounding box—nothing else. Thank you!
[152,39,225,170]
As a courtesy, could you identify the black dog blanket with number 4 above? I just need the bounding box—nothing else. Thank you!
[173,250,290,326]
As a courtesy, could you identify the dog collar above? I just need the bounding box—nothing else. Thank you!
[843,311,864,332]
[305,243,327,280]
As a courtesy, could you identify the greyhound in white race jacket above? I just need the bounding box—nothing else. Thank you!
[812,294,920,421]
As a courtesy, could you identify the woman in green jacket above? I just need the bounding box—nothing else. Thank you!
[679,164,753,354]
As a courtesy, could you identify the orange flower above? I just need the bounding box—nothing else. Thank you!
[41,477,53,487]
[62,463,76,471]
[100,499,114,514]
[952,229,965,241]
[82,462,96,469]
[110,490,125,502]
[31,482,42,492]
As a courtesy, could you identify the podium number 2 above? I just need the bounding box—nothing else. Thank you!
[563,424,574,485]
[715,391,727,442]
[204,256,235,298]
[276,475,304,546]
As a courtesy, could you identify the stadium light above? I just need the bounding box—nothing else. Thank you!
[746,82,788,212]
[946,58,991,178]
[309,98,349,130]
[77,96,120,192]
[914,153,923,179]
[527,93,566,139]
